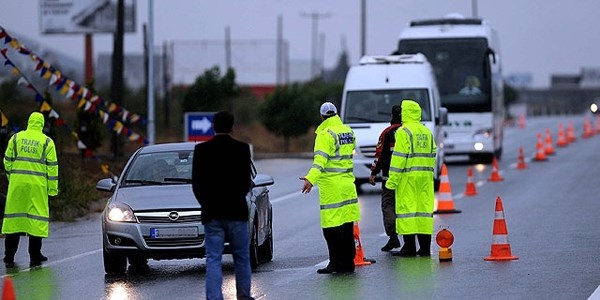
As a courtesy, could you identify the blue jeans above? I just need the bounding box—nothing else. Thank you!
[204,219,254,300]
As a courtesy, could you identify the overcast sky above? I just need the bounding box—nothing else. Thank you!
[1,0,599,88]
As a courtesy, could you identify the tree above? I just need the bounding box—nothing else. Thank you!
[182,66,239,112]
[259,79,344,152]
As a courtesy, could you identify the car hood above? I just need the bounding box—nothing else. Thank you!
[113,185,200,211]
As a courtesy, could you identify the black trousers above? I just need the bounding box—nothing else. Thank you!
[4,233,43,261]
[322,221,355,271]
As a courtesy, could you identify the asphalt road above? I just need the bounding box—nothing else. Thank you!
[1,114,600,300]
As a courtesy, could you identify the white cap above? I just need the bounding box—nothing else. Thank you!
[320,102,337,116]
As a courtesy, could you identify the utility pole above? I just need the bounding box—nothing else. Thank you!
[360,0,366,57]
[300,11,330,78]
[472,0,478,18]
[110,0,124,157]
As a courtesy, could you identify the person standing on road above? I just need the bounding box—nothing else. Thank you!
[385,100,436,257]
[191,111,255,300]
[300,101,360,274]
[2,111,58,268]
[369,105,402,252]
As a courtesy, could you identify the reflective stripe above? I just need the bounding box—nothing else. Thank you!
[320,198,358,210]
[4,213,50,222]
[491,234,510,244]
[389,166,434,173]
[10,169,49,178]
[396,212,434,219]
[323,167,353,173]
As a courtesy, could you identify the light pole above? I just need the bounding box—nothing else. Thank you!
[301,11,330,78]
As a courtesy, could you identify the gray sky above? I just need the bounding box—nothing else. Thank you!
[1,0,599,88]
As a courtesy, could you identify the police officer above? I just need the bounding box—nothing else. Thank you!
[300,101,360,274]
[385,100,436,257]
[3,112,58,268]
[369,105,402,252]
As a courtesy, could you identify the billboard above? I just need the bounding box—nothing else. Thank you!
[40,0,136,34]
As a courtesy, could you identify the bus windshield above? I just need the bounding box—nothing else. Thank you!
[343,89,431,124]
[398,38,490,113]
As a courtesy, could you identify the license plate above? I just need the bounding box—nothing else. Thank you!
[150,227,198,238]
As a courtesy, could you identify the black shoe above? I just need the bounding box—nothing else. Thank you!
[334,267,355,274]
[381,238,401,252]
[317,266,335,274]
[392,248,416,257]
[30,254,48,265]
[4,261,15,268]
[416,249,431,256]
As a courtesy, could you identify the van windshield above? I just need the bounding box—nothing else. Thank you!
[343,89,431,123]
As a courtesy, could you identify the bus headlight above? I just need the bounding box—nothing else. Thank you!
[591,103,599,114]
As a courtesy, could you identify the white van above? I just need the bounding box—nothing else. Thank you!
[340,54,447,193]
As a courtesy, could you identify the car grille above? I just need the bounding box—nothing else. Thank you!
[144,237,204,247]
[360,145,377,158]
[135,211,201,224]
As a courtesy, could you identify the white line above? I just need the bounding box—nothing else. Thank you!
[1,249,102,277]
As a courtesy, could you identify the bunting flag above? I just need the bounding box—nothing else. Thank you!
[0,27,149,145]
[0,25,146,126]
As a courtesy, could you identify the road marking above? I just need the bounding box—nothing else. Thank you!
[1,249,102,277]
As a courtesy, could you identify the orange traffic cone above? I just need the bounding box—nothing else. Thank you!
[434,164,461,214]
[583,116,594,138]
[556,123,568,147]
[567,120,576,143]
[596,115,600,133]
[487,157,504,182]
[2,276,16,300]
[544,128,555,155]
[484,196,518,261]
[353,222,374,266]
[516,146,527,170]
[518,113,525,129]
[534,133,547,161]
[464,166,478,196]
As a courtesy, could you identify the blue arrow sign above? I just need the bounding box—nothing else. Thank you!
[184,112,216,142]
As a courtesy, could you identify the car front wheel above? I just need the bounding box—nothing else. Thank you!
[249,223,260,270]
[103,248,127,275]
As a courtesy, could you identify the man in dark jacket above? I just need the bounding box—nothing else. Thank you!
[369,105,402,252]
[191,111,255,300]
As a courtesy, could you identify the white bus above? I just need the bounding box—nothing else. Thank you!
[395,13,505,163]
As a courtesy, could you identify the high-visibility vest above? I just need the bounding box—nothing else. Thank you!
[386,100,436,235]
[3,112,58,237]
[305,115,360,228]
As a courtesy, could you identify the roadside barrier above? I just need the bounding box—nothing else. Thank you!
[484,196,519,261]
[434,164,461,214]
[464,166,478,196]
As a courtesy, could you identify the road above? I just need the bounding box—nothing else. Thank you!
[2,114,600,300]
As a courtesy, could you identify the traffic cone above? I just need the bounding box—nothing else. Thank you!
[487,157,504,182]
[464,166,478,196]
[534,133,547,161]
[2,276,16,300]
[484,196,518,261]
[516,146,527,170]
[567,120,576,143]
[583,116,594,138]
[353,222,375,266]
[518,113,525,129]
[556,123,568,147]
[544,128,555,155]
[434,164,461,214]
[596,115,600,133]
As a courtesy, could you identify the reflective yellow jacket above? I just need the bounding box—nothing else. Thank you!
[3,112,58,237]
[305,115,360,228]
[385,100,436,235]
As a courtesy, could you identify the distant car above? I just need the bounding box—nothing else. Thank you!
[96,142,275,275]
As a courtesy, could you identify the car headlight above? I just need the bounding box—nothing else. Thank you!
[106,203,137,222]
[591,103,599,114]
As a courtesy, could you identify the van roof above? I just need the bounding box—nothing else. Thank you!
[358,53,427,65]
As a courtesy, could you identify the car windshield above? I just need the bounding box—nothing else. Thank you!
[123,150,194,186]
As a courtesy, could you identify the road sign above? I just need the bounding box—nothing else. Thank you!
[184,112,215,142]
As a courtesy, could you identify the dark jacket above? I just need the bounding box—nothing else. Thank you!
[191,134,252,224]
[370,122,402,180]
